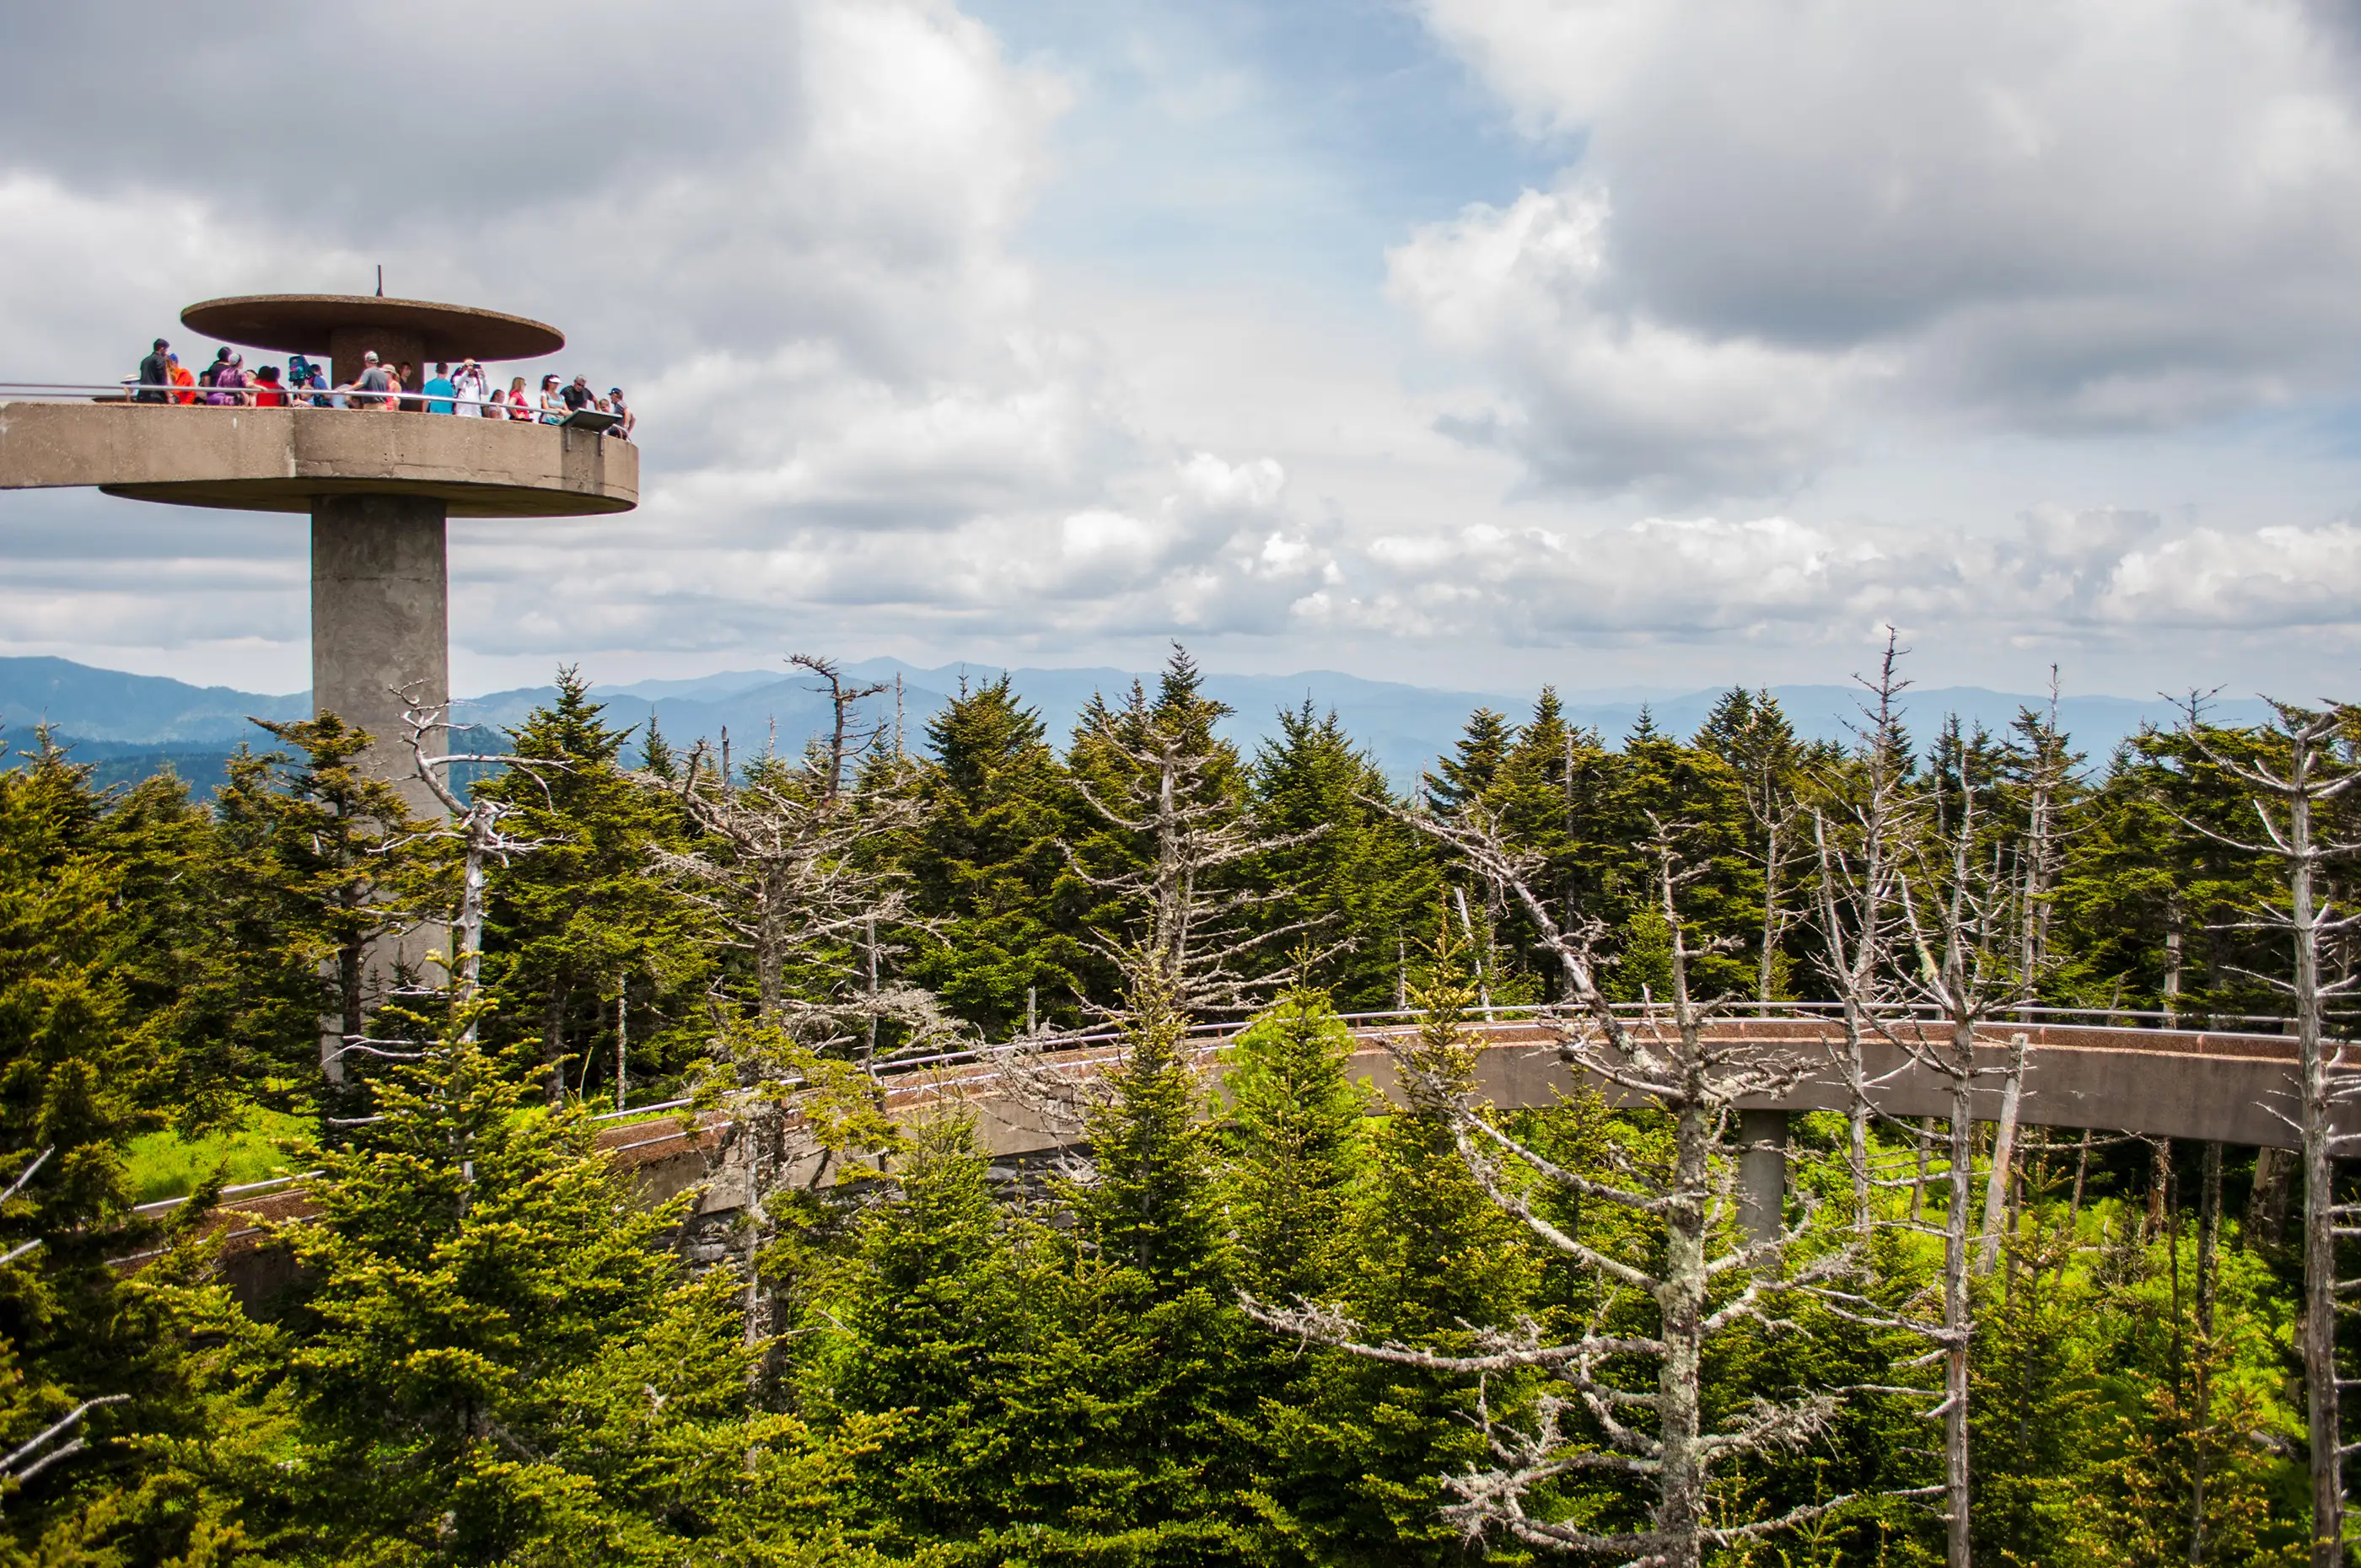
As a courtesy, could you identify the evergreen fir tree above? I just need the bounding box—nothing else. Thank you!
[906,675,1088,1036]
[0,731,172,1535]
[1245,937,1534,1564]
[1423,708,1514,816]
[1224,981,1370,1305]
[281,1011,872,1563]
[810,1113,1039,1560]
[1246,705,1437,1009]
[2052,720,2283,1018]
[1078,970,1229,1293]
[1332,940,1535,1559]
[1485,690,1614,984]
[1221,983,1382,1565]
[1692,688,1811,1001]
[476,668,708,1105]
[1601,729,1757,1000]
[1053,965,1249,1560]
[201,716,433,1109]
[638,712,676,781]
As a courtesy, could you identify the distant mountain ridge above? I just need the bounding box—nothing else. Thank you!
[0,656,310,744]
[0,653,2278,793]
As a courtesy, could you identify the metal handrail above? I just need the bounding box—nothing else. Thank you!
[745,1001,2315,1086]
[123,1007,2320,1220]
[130,1168,323,1216]
[0,381,626,419]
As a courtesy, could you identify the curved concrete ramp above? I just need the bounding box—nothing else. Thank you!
[141,1014,2339,1306]
[617,1016,2331,1217]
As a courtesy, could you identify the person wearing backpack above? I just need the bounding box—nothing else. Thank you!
[204,352,249,406]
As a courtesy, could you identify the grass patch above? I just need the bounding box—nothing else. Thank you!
[126,1108,320,1206]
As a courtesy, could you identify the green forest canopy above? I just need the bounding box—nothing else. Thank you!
[0,648,2344,1564]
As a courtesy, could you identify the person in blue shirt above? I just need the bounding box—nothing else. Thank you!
[422,362,457,415]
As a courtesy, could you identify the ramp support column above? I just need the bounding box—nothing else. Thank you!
[1737,1108,1790,1246]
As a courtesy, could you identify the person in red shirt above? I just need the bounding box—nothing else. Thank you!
[167,354,196,405]
[251,365,288,407]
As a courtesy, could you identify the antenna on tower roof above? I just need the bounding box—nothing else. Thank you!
[375,264,385,298]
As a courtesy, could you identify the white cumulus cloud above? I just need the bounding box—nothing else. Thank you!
[1405,0,2361,498]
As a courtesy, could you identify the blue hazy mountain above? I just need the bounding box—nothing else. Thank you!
[0,653,2279,793]
[0,656,309,744]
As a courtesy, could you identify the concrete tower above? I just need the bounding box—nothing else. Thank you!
[0,293,637,810]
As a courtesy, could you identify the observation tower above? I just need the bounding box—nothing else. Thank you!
[0,293,637,812]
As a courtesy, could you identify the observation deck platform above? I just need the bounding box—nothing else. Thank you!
[0,400,636,517]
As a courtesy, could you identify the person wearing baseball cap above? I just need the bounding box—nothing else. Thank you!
[355,351,393,411]
[452,357,491,416]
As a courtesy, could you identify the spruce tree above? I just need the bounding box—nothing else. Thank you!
[1330,942,1534,1560]
[2052,719,2282,1019]
[0,732,171,1534]
[1221,983,1382,1565]
[1055,965,1248,1560]
[1243,938,1534,1564]
[906,675,1088,1036]
[1246,705,1437,1009]
[1224,981,1370,1306]
[476,668,707,1105]
[1601,727,1757,999]
[1423,707,1514,815]
[1486,690,1616,987]
[281,1012,870,1563]
[1693,688,1811,1001]
[202,716,433,1106]
[1078,971,1228,1293]
[809,1113,1035,1560]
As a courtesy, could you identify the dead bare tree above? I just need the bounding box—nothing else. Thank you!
[1250,806,1880,1565]
[2175,701,2361,1568]
[991,694,1330,1148]
[643,709,959,1361]
[0,1393,126,1508]
[1063,706,1327,1014]
[394,690,561,1044]
[1890,716,2041,1568]
[2005,674,2079,1018]
[788,652,888,803]
[650,742,923,1036]
[1808,631,1917,1234]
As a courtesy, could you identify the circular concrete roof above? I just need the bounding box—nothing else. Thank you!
[179,295,565,362]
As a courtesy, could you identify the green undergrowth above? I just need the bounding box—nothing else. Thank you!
[125,1105,320,1206]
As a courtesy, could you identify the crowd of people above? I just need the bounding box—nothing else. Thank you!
[131,337,634,438]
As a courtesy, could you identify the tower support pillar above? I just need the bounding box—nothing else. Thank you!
[311,492,449,817]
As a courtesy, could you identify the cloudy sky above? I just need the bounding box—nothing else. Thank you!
[5,0,2361,701]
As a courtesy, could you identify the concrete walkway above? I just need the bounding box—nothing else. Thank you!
[146,1012,2334,1302]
